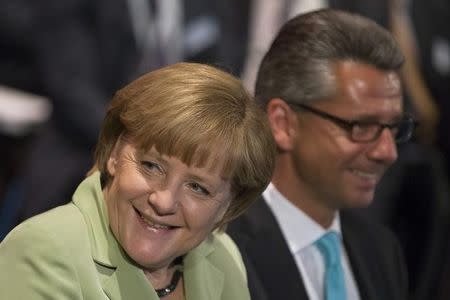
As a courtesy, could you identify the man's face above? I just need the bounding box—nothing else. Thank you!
[291,61,403,210]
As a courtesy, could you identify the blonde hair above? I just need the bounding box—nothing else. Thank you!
[91,62,276,230]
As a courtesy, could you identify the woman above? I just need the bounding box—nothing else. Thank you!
[0,63,276,299]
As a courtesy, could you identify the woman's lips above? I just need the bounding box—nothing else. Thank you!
[134,207,178,232]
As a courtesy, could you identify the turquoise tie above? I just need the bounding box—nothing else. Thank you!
[315,231,347,300]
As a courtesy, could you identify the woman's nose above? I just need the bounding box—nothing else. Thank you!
[147,188,179,215]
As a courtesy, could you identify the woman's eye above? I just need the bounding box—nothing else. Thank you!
[189,182,210,196]
[142,161,163,174]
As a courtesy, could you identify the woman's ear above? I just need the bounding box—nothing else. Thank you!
[216,199,231,223]
[106,137,123,176]
[266,98,299,151]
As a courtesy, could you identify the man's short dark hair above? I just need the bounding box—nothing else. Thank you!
[255,8,405,108]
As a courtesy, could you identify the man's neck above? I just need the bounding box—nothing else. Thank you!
[272,157,337,229]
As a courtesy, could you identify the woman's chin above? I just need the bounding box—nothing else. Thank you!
[123,226,179,270]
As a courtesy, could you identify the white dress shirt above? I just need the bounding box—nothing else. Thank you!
[263,183,361,300]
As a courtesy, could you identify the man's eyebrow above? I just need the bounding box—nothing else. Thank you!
[350,113,405,123]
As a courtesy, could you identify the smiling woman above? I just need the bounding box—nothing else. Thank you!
[0,63,276,300]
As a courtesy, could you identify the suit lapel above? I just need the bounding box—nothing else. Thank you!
[242,199,309,299]
[341,213,377,300]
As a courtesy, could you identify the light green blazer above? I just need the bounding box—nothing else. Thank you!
[0,173,251,300]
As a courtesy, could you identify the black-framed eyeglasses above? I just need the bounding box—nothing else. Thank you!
[286,102,417,144]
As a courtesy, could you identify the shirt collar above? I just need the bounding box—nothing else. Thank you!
[263,182,342,254]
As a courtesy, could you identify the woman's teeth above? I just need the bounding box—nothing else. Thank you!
[139,213,170,229]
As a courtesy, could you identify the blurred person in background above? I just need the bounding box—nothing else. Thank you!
[0,0,251,238]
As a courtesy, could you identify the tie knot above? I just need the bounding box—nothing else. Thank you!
[315,231,341,267]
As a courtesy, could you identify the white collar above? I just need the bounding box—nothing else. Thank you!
[263,182,342,254]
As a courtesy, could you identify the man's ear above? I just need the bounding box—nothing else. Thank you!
[266,98,299,151]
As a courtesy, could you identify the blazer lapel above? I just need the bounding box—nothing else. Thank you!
[73,172,159,300]
[183,237,225,300]
[100,254,158,300]
[240,199,309,299]
[341,213,377,300]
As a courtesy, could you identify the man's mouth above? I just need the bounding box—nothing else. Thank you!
[350,169,378,181]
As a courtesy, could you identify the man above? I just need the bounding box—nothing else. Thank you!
[228,9,411,300]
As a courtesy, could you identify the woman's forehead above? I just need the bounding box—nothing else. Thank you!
[137,142,234,179]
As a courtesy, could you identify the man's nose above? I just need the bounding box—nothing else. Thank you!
[367,128,398,165]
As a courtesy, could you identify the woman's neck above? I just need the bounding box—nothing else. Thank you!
[144,265,176,290]
[144,258,185,299]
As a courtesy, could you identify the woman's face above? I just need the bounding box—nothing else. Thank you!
[103,139,232,271]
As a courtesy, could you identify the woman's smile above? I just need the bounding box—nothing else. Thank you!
[134,206,179,233]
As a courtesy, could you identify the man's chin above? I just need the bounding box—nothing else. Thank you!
[346,191,375,209]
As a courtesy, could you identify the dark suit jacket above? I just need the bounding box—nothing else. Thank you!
[227,197,408,300]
